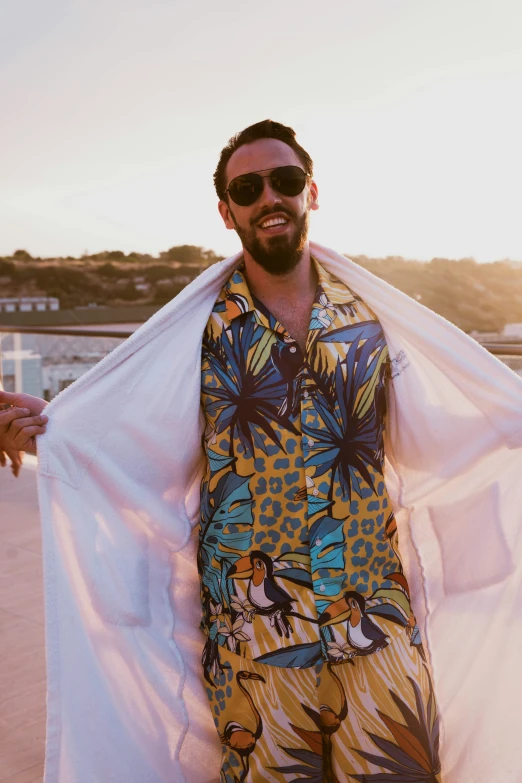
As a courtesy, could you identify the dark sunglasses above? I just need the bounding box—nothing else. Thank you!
[225,165,309,207]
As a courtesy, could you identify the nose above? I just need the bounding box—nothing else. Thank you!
[256,175,283,209]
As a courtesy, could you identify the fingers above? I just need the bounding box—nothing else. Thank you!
[23,437,37,456]
[10,429,44,452]
[0,448,23,476]
[5,447,23,464]
[5,415,48,451]
[0,407,32,427]
[9,415,48,434]
[0,391,19,406]
[0,391,48,416]
[8,450,23,477]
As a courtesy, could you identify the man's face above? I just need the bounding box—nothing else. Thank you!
[218,138,319,276]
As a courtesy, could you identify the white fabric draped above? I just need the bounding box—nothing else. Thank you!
[36,244,522,782]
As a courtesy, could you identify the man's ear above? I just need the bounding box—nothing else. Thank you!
[309,180,319,211]
[218,199,236,230]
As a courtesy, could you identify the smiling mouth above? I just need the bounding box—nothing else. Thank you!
[258,216,290,233]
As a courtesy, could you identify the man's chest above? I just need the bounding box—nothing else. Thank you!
[257,297,312,353]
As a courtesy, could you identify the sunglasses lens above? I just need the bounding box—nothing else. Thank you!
[228,173,263,206]
[227,166,307,205]
[271,166,307,196]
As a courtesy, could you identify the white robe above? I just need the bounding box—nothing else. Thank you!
[36,243,522,783]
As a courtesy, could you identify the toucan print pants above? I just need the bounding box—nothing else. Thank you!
[202,627,441,783]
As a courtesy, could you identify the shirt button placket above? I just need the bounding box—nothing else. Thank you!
[301,368,317,607]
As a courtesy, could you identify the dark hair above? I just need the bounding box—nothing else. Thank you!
[213,119,314,201]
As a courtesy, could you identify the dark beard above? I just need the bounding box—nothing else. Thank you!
[230,208,309,276]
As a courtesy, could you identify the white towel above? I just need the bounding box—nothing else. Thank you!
[37,243,522,782]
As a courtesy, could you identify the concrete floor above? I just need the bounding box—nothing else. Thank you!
[0,458,45,782]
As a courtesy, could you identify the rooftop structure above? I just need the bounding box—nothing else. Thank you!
[0,297,60,314]
[503,323,522,338]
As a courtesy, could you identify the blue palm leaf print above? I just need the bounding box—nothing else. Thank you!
[199,471,255,575]
[304,322,387,501]
[203,315,300,458]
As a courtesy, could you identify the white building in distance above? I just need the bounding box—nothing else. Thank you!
[0,296,60,313]
[503,323,522,338]
[0,350,43,398]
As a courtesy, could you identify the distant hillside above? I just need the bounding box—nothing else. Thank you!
[1,246,521,333]
[350,255,522,333]
[0,246,224,310]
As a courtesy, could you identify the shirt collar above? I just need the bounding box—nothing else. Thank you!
[222,264,257,322]
[313,258,358,306]
[221,256,357,324]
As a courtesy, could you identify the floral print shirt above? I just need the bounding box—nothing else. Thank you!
[199,259,417,673]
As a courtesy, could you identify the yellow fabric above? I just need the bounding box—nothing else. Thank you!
[199,260,422,674]
[206,633,441,782]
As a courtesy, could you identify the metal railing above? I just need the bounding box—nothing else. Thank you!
[1,324,521,350]
[0,325,134,338]
[0,326,130,398]
[477,342,522,356]
[1,325,521,401]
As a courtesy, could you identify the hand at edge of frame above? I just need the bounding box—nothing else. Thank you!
[0,390,48,417]
[0,447,23,477]
[0,393,49,467]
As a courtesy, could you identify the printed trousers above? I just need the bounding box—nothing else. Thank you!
[203,628,441,783]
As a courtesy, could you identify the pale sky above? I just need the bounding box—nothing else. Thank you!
[0,0,521,262]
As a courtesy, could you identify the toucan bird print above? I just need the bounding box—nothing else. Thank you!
[318,591,389,657]
[227,551,295,637]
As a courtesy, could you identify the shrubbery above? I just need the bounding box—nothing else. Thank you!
[2,245,521,331]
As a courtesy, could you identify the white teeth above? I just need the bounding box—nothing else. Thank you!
[261,217,288,229]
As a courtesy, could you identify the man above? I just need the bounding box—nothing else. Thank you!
[1,120,521,783]
[198,120,438,781]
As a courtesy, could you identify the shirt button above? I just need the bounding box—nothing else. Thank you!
[312,488,319,496]
[315,538,322,547]
[307,438,314,448]
[303,390,309,398]
[290,346,297,353]
[319,584,326,592]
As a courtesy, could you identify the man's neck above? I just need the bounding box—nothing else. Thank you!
[241,245,317,306]
[241,245,318,352]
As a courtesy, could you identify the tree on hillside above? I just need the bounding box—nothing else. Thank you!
[117,282,142,301]
[0,259,15,275]
[12,249,32,260]
[201,249,225,266]
[98,263,120,278]
[161,245,205,263]
[144,265,177,282]
[160,245,223,265]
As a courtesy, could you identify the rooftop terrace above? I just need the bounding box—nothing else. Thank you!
[0,457,45,782]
